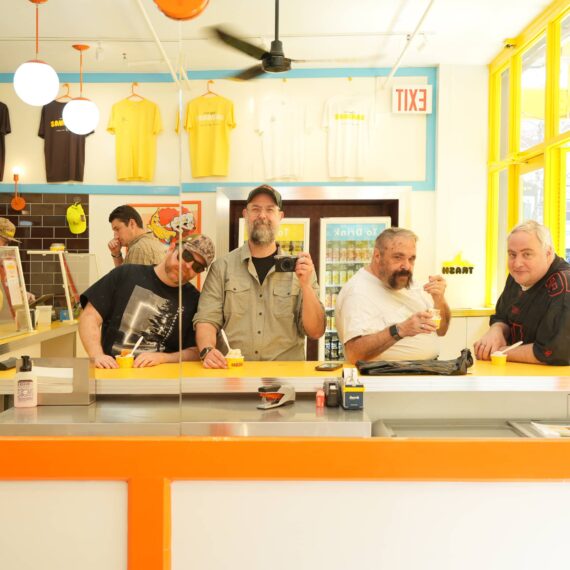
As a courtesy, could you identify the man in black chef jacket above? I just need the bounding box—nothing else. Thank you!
[474,220,570,365]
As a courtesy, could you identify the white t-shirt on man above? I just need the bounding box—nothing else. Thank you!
[336,267,439,361]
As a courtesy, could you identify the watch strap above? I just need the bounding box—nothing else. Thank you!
[389,324,402,341]
[199,346,214,361]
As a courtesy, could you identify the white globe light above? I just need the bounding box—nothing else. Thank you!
[13,60,59,107]
[62,98,100,135]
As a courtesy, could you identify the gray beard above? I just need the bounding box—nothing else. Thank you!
[250,221,275,245]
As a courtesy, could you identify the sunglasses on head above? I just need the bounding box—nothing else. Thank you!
[181,248,206,273]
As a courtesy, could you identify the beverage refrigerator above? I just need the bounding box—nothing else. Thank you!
[318,217,391,361]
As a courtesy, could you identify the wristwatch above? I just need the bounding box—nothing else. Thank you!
[199,346,214,361]
[389,324,403,341]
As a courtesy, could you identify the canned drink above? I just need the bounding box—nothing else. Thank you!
[325,291,332,307]
[339,246,347,261]
[332,270,340,285]
[347,242,356,261]
[326,270,332,285]
[326,247,332,261]
[331,292,338,307]
[332,244,340,262]
[339,267,347,284]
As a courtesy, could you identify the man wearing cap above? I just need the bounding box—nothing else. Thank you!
[0,217,35,303]
[194,185,325,367]
[108,205,166,267]
[80,235,215,368]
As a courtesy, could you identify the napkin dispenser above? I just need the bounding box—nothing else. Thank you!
[16,357,95,406]
[339,368,365,410]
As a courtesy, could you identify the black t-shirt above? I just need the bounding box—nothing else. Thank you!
[80,264,199,356]
[0,102,11,182]
[252,249,277,285]
[491,255,570,365]
[38,101,92,182]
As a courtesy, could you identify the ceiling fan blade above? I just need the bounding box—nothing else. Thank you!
[232,65,266,81]
[291,54,381,64]
[211,26,268,60]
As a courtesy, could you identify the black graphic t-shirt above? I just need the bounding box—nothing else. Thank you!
[80,264,199,356]
[491,255,570,365]
[38,100,93,182]
[0,102,11,181]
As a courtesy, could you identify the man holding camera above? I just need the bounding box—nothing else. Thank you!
[194,185,325,367]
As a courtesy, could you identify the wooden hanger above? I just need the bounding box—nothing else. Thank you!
[56,83,72,101]
[127,82,145,100]
[200,80,219,97]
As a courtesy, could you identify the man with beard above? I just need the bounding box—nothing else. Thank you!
[474,220,570,365]
[336,227,450,364]
[194,185,325,367]
[79,235,215,368]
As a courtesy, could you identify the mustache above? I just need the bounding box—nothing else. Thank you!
[388,269,413,289]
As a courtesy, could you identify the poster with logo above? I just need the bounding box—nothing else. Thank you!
[128,201,201,245]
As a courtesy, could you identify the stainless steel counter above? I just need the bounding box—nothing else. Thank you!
[0,396,371,437]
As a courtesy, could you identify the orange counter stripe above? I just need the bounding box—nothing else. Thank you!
[2,437,570,570]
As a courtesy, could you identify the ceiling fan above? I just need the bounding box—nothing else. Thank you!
[211,0,332,80]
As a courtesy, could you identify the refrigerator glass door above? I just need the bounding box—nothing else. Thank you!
[319,217,391,361]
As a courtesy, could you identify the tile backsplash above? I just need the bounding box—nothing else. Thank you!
[0,193,89,303]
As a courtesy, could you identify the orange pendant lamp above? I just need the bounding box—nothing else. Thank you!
[153,0,209,20]
[13,0,59,107]
[62,45,100,135]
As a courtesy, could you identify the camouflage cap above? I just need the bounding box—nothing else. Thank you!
[0,218,20,244]
[182,234,215,268]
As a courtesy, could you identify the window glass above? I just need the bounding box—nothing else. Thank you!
[520,166,545,223]
[560,15,570,134]
[566,150,570,261]
[500,69,510,158]
[496,169,509,293]
[520,36,546,151]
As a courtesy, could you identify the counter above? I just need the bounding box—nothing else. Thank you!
[1,359,570,570]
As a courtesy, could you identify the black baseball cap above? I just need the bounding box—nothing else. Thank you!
[246,185,282,209]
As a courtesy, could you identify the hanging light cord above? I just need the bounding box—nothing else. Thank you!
[79,49,84,97]
[35,3,39,58]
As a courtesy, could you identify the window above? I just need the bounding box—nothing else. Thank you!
[560,15,570,134]
[520,163,545,223]
[500,68,510,158]
[520,36,546,151]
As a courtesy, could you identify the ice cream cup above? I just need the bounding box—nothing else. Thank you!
[226,356,244,368]
[429,308,441,330]
[116,355,134,368]
[490,353,507,366]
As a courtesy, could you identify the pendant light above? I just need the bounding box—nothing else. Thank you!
[62,44,100,135]
[13,0,59,107]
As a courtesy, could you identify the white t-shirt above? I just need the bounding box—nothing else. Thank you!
[322,95,374,179]
[256,97,307,180]
[336,268,438,361]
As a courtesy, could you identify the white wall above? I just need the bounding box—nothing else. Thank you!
[172,480,570,570]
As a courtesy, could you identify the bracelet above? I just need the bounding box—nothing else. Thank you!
[111,253,122,258]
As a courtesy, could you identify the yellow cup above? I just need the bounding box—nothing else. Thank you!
[430,309,441,330]
[490,353,507,366]
[116,355,134,368]
[226,356,244,368]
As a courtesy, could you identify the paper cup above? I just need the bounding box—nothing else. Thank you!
[490,354,507,366]
[116,355,134,368]
[226,356,244,368]
[429,309,441,330]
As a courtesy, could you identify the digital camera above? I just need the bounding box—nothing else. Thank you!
[274,255,298,272]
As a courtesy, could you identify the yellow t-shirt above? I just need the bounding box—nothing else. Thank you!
[183,95,236,177]
[107,99,162,181]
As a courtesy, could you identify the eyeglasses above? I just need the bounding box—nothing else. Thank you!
[246,205,280,216]
[181,248,206,273]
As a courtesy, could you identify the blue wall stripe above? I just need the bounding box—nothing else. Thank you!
[0,184,179,195]
[0,66,437,192]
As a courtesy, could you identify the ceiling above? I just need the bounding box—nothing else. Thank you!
[0,0,553,75]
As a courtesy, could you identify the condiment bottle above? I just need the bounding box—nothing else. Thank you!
[14,355,37,408]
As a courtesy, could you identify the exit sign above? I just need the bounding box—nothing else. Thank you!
[392,85,433,114]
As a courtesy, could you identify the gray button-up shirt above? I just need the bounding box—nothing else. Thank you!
[193,243,323,361]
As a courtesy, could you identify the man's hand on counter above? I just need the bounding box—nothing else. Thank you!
[202,348,228,369]
[474,323,509,360]
[93,354,119,369]
[134,352,166,367]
